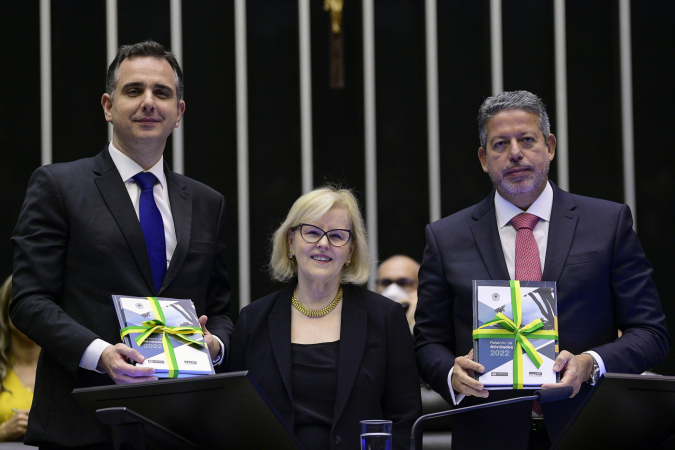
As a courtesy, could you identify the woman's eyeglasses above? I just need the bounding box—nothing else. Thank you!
[295,223,353,247]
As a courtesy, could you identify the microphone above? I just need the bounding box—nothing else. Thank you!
[538,385,573,403]
[410,386,573,450]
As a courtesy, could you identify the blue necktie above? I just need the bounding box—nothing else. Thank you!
[132,172,167,293]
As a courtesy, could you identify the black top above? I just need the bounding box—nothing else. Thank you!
[227,283,423,450]
[291,340,340,450]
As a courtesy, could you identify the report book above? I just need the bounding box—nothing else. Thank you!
[472,280,559,389]
[111,295,214,378]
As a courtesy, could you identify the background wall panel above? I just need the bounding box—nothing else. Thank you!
[247,0,302,301]
[630,0,675,375]
[0,1,42,280]
[182,1,240,320]
[50,0,107,164]
[310,1,366,208]
[374,0,428,264]
[565,0,624,202]
[437,0,493,217]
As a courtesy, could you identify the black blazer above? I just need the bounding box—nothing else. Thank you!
[414,182,669,449]
[10,147,233,447]
[228,283,422,450]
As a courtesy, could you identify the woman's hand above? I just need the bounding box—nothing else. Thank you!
[0,409,29,441]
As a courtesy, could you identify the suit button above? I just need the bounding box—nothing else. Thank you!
[335,435,341,444]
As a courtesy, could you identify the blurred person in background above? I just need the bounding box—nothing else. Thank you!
[375,255,420,330]
[228,186,421,450]
[0,276,39,443]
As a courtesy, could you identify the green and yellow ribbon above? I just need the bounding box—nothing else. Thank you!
[121,297,204,378]
[472,281,558,389]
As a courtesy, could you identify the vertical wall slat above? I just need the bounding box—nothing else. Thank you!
[299,0,313,194]
[363,0,378,288]
[170,0,184,175]
[619,0,636,225]
[106,0,117,143]
[554,0,569,191]
[40,0,52,166]
[425,0,441,223]
[490,0,503,94]
[235,0,250,308]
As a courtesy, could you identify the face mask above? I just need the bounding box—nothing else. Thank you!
[380,283,410,303]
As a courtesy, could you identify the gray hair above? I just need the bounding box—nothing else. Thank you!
[106,40,184,105]
[478,91,550,148]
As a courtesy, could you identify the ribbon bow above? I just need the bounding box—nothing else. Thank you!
[120,297,205,378]
[472,281,558,389]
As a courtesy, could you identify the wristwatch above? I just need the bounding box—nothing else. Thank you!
[586,355,601,385]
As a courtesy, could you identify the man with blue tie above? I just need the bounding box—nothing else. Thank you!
[10,40,233,449]
[414,91,669,449]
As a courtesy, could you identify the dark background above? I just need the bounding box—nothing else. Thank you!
[1,1,673,374]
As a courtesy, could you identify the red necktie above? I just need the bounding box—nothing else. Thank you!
[510,212,544,416]
[510,213,542,282]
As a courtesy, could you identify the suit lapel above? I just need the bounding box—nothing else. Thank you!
[93,148,156,293]
[161,166,192,294]
[268,284,295,405]
[471,191,510,280]
[542,183,578,282]
[333,284,367,426]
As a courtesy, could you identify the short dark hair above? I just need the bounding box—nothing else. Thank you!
[106,40,184,104]
[478,90,550,148]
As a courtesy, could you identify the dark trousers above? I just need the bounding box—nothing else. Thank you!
[528,418,552,450]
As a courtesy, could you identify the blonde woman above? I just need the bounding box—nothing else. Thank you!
[0,276,40,442]
[228,186,421,450]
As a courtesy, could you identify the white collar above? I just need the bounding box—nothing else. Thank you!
[494,181,553,229]
[108,142,167,190]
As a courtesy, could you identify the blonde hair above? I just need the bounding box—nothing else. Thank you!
[0,276,12,391]
[270,186,370,285]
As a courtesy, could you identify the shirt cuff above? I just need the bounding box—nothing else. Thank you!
[80,338,112,372]
[211,334,225,366]
[583,350,607,385]
[447,367,465,405]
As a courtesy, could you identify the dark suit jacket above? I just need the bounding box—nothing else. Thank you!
[414,182,669,449]
[227,283,422,450]
[10,147,234,447]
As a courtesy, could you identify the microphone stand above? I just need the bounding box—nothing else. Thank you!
[410,386,573,450]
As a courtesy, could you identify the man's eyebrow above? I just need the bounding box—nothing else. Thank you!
[489,134,510,143]
[121,82,145,90]
[153,83,175,94]
[120,82,175,95]
[489,131,536,142]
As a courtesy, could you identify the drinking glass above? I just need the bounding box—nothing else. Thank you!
[360,420,392,450]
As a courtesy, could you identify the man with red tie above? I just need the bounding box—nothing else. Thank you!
[10,41,233,449]
[414,90,669,449]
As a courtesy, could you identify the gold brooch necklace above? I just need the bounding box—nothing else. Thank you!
[292,285,343,318]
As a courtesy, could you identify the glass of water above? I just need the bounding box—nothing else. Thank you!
[360,420,392,450]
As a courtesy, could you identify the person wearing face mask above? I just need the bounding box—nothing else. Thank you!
[375,256,453,446]
[375,255,420,331]
[228,186,422,450]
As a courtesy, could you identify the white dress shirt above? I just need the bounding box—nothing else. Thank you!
[448,182,605,404]
[80,144,223,371]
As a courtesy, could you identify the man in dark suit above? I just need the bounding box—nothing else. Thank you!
[10,41,233,449]
[414,90,669,449]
